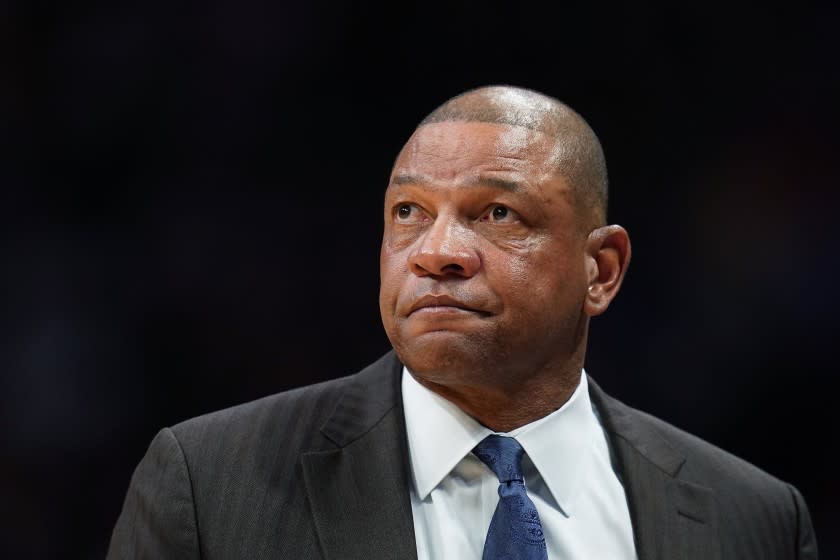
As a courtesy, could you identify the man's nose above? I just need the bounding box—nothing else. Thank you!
[408,215,480,278]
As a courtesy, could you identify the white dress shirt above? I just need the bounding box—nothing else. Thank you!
[402,367,637,559]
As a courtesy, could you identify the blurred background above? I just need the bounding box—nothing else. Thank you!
[2,0,838,557]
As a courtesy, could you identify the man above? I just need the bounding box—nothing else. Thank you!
[108,86,818,559]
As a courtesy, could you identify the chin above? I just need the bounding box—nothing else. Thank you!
[393,332,494,382]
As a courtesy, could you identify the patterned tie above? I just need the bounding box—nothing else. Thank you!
[473,435,549,560]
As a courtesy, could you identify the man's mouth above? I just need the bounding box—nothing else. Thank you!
[408,294,486,315]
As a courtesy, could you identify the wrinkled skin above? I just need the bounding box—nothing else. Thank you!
[379,121,629,429]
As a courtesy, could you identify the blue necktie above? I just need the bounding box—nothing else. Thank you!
[473,435,549,560]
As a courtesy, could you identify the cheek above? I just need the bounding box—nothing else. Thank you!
[379,250,406,304]
[495,249,552,288]
[505,255,534,285]
[499,251,584,306]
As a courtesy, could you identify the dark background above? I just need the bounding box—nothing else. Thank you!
[2,1,838,557]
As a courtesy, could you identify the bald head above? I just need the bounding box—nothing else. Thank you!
[418,86,608,228]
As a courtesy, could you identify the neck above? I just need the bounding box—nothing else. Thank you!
[412,355,585,433]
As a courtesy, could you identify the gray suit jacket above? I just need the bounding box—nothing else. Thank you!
[108,352,818,559]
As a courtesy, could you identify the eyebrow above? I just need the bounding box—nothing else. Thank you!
[390,173,523,192]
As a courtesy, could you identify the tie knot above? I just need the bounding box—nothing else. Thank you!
[473,435,525,483]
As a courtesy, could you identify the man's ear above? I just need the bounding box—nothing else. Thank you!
[584,225,631,317]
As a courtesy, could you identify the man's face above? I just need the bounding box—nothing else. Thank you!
[379,121,591,387]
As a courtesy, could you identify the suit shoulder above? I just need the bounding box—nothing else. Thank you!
[163,350,402,462]
[600,396,817,556]
[589,379,785,491]
[169,374,355,455]
[624,404,791,494]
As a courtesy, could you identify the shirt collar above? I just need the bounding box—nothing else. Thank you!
[401,367,599,515]
[401,368,492,500]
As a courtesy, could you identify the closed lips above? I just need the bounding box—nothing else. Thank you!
[408,294,486,314]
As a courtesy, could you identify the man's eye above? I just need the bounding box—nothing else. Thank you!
[482,205,517,223]
[397,204,413,219]
[395,203,424,222]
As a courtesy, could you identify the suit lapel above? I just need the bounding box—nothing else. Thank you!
[300,356,721,560]
[589,379,721,560]
[301,353,418,560]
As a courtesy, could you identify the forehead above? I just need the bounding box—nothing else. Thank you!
[392,121,562,187]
